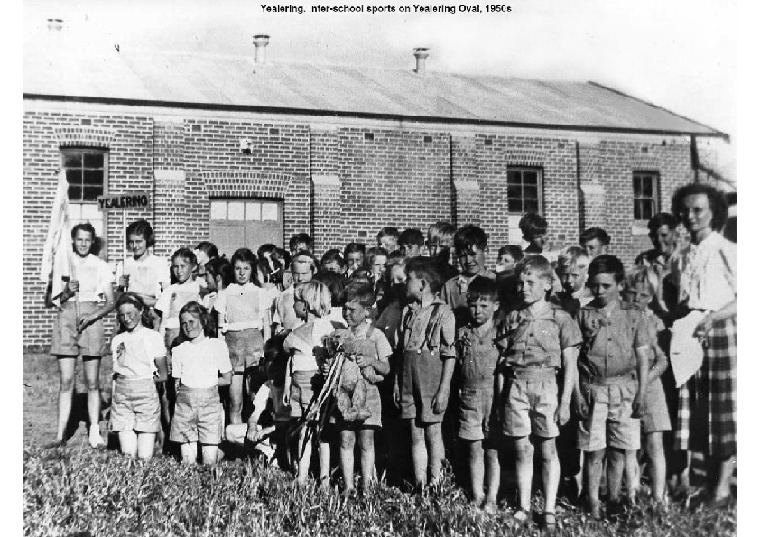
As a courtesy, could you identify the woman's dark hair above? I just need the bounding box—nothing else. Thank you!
[588,254,626,284]
[125,219,155,247]
[671,182,729,231]
[580,227,610,246]
[518,213,547,240]
[178,301,215,337]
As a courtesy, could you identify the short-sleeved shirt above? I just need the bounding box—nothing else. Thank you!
[503,302,581,368]
[456,321,501,388]
[350,320,393,363]
[172,337,232,389]
[117,254,171,300]
[399,298,456,357]
[214,283,268,329]
[155,280,202,331]
[111,327,166,380]
[441,269,497,326]
[549,288,593,317]
[69,253,115,302]
[576,300,651,379]
[273,286,303,331]
[283,317,335,371]
[673,231,737,312]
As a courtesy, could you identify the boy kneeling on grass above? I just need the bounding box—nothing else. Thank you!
[575,255,649,519]
[498,255,581,529]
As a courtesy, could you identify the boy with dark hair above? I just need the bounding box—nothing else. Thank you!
[398,228,425,257]
[575,254,650,518]
[288,233,313,255]
[344,242,367,278]
[320,249,347,276]
[518,213,548,254]
[579,227,611,260]
[377,226,400,253]
[427,222,458,282]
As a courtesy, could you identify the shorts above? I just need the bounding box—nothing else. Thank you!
[577,375,640,452]
[109,378,161,433]
[459,382,497,441]
[501,367,559,438]
[400,349,447,424]
[226,329,264,372]
[642,377,672,433]
[290,370,320,419]
[50,301,107,357]
[169,386,224,444]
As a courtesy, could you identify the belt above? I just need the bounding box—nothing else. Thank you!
[504,366,557,379]
[581,371,636,385]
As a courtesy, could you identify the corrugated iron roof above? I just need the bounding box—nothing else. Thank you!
[23,41,724,137]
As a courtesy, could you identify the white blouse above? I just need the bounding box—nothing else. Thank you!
[674,231,736,312]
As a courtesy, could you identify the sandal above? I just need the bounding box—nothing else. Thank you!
[542,512,557,530]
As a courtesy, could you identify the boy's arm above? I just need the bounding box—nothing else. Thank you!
[557,346,579,426]
[649,344,668,384]
[432,308,456,414]
[246,384,271,443]
[154,354,168,384]
[633,346,649,419]
[282,356,293,406]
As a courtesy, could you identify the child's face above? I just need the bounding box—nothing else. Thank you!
[518,270,551,305]
[234,260,253,286]
[390,264,406,285]
[293,295,308,320]
[405,271,425,302]
[291,261,313,284]
[527,234,547,251]
[322,261,345,275]
[128,233,148,259]
[495,253,516,274]
[343,299,370,328]
[623,282,653,312]
[346,252,364,273]
[117,303,142,332]
[172,256,195,284]
[467,296,499,326]
[557,263,588,293]
[292,242,310,255]
[204,271,218,292]
[650,225,677,256]
[589,272,623,307]
[426,238,451,257]
[180,312,203,340]
[379,235,397,252]
[582,238,608,260]
[72,229,94,258]
[400,243,421,257]
[457,245,486,276]
[371,255,387,279]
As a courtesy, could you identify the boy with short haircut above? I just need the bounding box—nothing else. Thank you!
[427,222,458,282]
[551,246,593,317]
[377,226,400,253]
[499,255,581,528]
[455,278,503,512]
[579,227,611,260]
[575,255,649,518]
[398,228,425,257]
[273,253,316,333]
[396,257,457,488]
[343,242,367,278]
[441,225,496,328]
[320,249,347,276]
[289,233,313,256]
[494,245,524,313]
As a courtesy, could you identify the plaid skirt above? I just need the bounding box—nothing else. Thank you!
[675,315,736,458]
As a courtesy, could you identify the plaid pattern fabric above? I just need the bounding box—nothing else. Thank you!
[675,315,737,457]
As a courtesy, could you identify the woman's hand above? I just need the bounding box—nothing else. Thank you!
[693,313,715,339]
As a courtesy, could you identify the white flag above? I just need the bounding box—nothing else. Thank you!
[40,170,72,305]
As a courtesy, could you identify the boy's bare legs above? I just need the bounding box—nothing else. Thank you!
[319,438,331,490]
[585,449,604,516]
[624,449,639,504]
[340,429,356,491]
[710,455,735,501]
[540,437,561,515]
[229,373,244,424]
[54,357,77,443]
[425,423,444,486]
[296,428,312,486]
[409,420,428,488]
[484,446,500,512]
[466,440,485,505]
[646,432,666,502]
[136,432,156,460]
[201,445,219,465]
[119,430,138,457]
[82,357,104,446]
[358,429,376,489]
[606,447,627,503]
[514,436,534,512]
[180,441,198,464]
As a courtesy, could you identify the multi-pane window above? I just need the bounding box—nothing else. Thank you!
[507,167,542,214]
[61,149,107,239]
[210,200,280,222]
[633,171,659,221]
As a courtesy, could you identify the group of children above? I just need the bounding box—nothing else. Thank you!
[50,213,684,528]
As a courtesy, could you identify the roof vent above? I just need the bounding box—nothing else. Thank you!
[47,18,63,32]
[413,48,430,74]
[253,34,270,64]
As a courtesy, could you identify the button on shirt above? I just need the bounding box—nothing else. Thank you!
[504,302,581,368]
[456,321,501,388]
[214,282,268,330]
[576,301,650,379]
[399,298,456,357]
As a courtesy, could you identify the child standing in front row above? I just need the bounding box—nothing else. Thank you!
[109,293,168,460]
[575,255,650,518]
[623,266,671,505]
[169,302,232,465]
[396,257,456,488]
[213,248,271,424]
[283,281,338,487]
[499,256,581,528]
[455,278,503,513]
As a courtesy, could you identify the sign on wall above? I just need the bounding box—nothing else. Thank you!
[97,192,151,211]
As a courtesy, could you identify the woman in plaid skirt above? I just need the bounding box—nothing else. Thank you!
[671,183,736,509]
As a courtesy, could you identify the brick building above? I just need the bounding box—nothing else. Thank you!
[23,32,727,351]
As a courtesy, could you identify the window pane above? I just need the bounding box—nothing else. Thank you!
[262,203,278,221]
[634,200,643,220]
[246,202,261,221]
[63,154,82,168]
[643,177,654,197]
[84,153,104,168]
[83,170,103,186]
[210,201,227,220]
[83,186,102,200]
[523,185,538,200]
[228,201,245,220]
[507,185,522,200]
[508,199,523,213]
[523,171,537,186]
[643,200,654,220]
[68,185,82,200]
[66,169,82,186]
[507,170,521,184]
[633,176,642,197]
[524,199,539,213]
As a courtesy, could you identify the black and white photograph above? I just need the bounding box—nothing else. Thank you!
[20,0,741,534]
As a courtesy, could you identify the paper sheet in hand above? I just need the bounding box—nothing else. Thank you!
[670,310,706,388]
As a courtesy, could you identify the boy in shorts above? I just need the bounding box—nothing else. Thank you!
[499,255,581,528]
[575,255,649,518]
